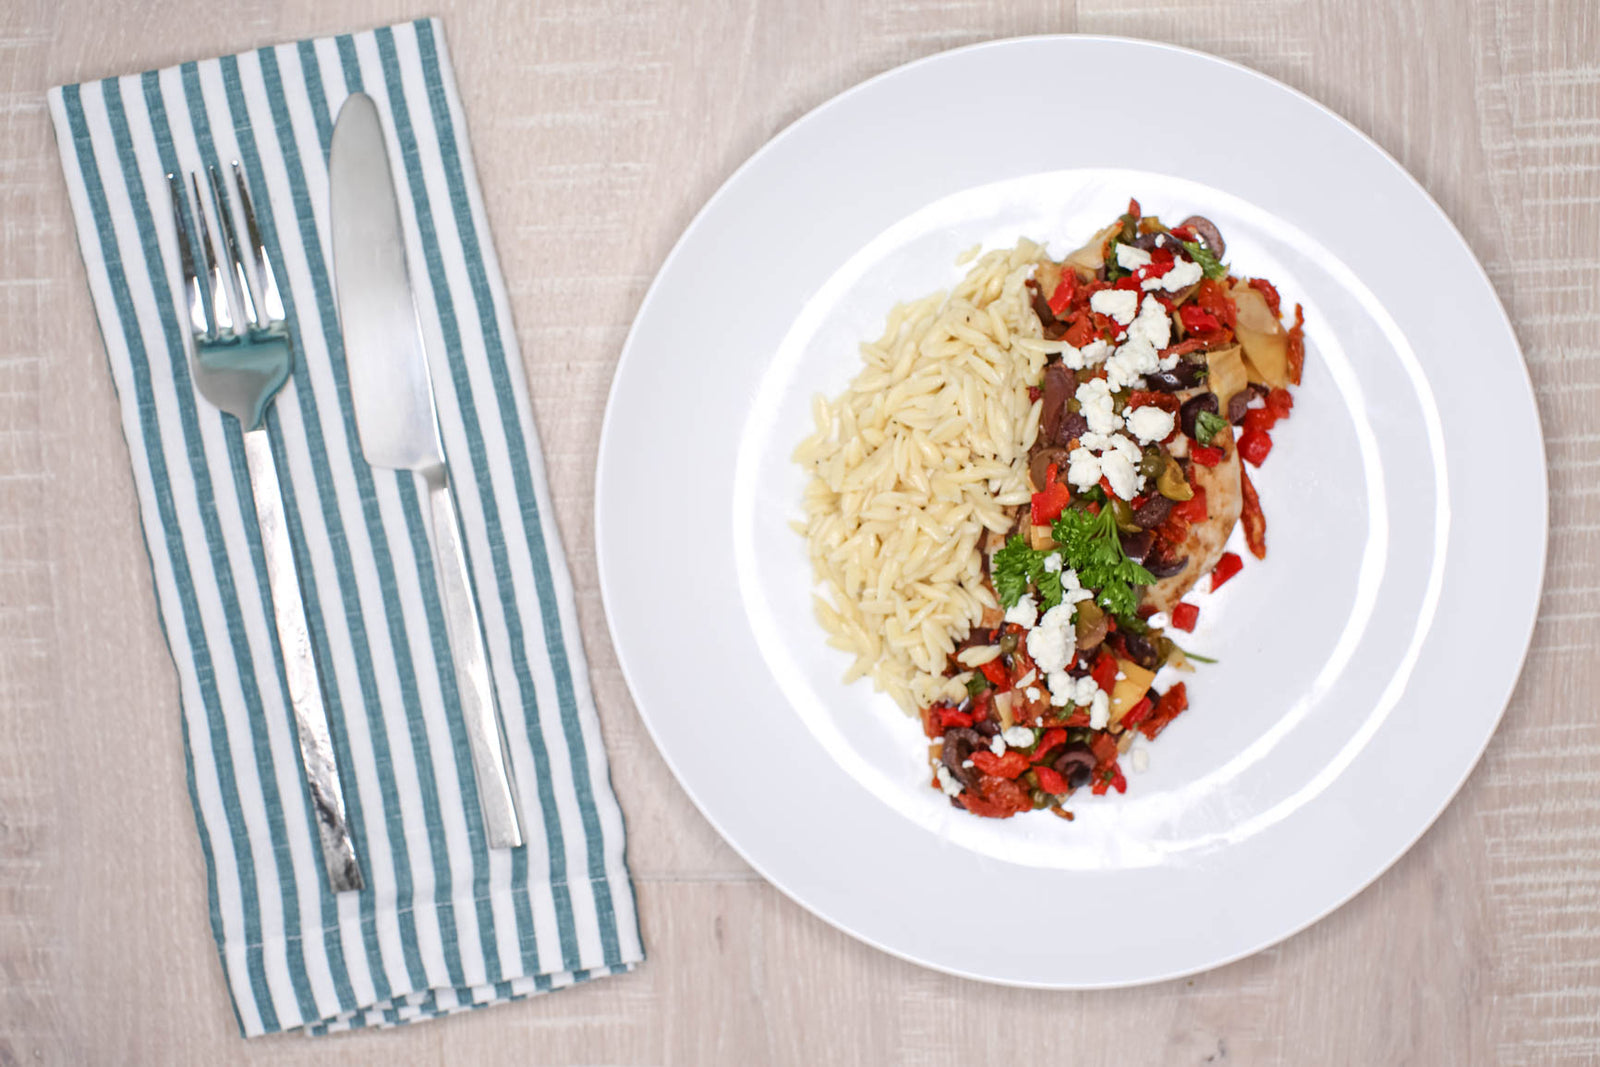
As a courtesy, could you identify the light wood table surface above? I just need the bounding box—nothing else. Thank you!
[2,0,1594,1063]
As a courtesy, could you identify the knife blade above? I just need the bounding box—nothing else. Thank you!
[329,92,525,850]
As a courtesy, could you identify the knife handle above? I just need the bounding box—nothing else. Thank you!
[243,428,365,893]
[424,467,525,850]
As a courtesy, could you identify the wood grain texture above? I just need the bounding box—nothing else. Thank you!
[1,0,1595,1062]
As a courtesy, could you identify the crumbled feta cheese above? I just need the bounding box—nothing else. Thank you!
[1078,339,1110,366]
[1104,336,1161,390]
[962,759,975,768]
[1042,553,1063,574]
[1002,726,1036,748]
[1066,447,1101,490]
[1025,686,1042,702]
[1145,611,1171,631]
[1004,593,1038,630]
[1047,669,1076,706]
[990,734,1007,755]
[1077,431,1113,453]
[1115,243,1152,271]
[1155,257,1203,292]
[1126,293,1172,350]
[935,764,964,796]
[1025,604,1077,674]
[1131,747,1150,773]
[1098,440,1142,500]
[1072,676,1101,707]
[1089,690,1111,729]
[1090,288,1139,326]
[1058,568,1094,606]
[1075,378,1122,435]
[1127,404,1176,444]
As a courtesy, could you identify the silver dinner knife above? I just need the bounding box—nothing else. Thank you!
[328,92,525,850]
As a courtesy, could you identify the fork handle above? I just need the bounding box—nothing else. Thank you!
[243,428,364,893]
[424,466,525,850]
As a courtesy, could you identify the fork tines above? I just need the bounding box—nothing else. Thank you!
[166,164,285,339]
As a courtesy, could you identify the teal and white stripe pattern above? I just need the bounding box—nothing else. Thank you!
[47,19,642,1036]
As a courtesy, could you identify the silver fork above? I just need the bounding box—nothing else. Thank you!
[167,164,363,894]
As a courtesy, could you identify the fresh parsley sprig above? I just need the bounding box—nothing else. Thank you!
[991,536,1064,611]
[988,505,1157,623]
[1050,506,1156,621]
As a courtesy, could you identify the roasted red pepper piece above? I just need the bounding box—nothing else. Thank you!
[1238,428,1272,467]
[1240,467,1266,559]
[1171,602,1199,632]
[1138,682,1189,740]
[1243,407,1278,435]
[1063,315,1097,348]
[1266,386,1294,420]
[1190,444,1224,467]
[1195,278,1238,330]
[1211,551,1244,591]
[978,658,1010,691]
[924,706,958,736]
[1178,304,1221,336]
[1033,764,1069,795]
[1048,273,1078,315]
[971,749,1029,779]
[1173,485,1207,524]
[1119,696,1154,728]
[1031,462,1071,524]
[960,775,1032,818]
[1091,762,1126,796]
[1286,304,1306,385]
[1246,277,1282,317]
[1031,480,1071,524]
[1126,389,1180,414]
[1032,727,1067,763]
[1090,651,1118,693]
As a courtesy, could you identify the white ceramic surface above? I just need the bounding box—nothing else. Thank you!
[595,37,1546,987]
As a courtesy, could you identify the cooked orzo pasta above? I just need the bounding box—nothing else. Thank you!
[792,240,1055,712]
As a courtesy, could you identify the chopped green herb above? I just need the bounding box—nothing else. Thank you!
[1179,239,1228,281]
[1195,410,1229,445]
[965,673,990,698]
[1172,643,1219,664]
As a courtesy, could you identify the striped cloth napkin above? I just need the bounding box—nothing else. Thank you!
[47,19,642,1036]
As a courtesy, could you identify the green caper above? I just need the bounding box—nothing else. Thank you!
[1032,789,1051,809]
[1139,445,1167,482]
[999,633,1018,655]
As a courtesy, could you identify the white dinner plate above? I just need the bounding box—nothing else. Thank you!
[595,36,1546,986]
